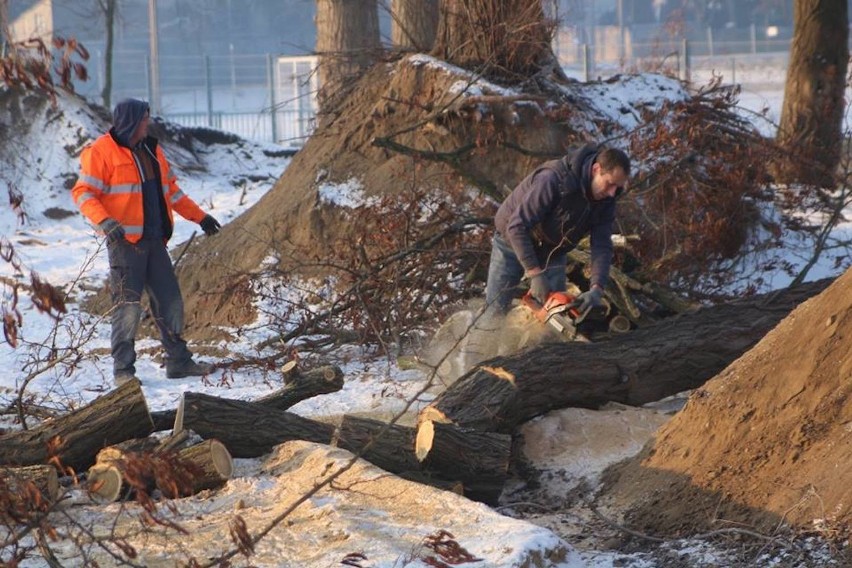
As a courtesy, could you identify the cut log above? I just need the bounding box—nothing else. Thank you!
[337,415,510,504]
[87,463,125,503]
[94,430,190,464]
[150,364,344,432]
[152,439,233,499]
[0,464,59,502]
[170,439,233,496]
[420,279,832,433]
[255,364,344,410]
[336,415,421,474]
[88,438,233,502]
[181,392,336,458]
[414,418,511,504]
[0,379,153,472]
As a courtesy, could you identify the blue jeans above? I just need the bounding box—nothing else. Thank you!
[107,238,193,376]
[485,234,566,313]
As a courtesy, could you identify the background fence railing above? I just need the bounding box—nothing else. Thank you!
[76,29,800,147]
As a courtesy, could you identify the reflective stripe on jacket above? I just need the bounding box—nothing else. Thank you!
[71,133,206,243]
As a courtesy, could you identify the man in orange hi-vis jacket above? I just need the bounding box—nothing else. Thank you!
[72,98,222,385]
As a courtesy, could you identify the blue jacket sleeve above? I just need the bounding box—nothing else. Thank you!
[503,169,562,273]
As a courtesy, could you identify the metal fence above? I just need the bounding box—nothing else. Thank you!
[80,49,319,149]
[77,28,798,147]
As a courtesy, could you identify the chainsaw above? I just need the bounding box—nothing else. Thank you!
[521,291,588,341]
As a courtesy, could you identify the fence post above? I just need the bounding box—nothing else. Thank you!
[145,55,152,104]
[679,38,690,82]
[267,54,277,144]
[706,26,714,57]
[750,23,757,54]
[205,55,213,128]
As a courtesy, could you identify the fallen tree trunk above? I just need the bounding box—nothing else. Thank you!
[420,278,832,433]
[150,364,344,431]
[178,392,512,504]
[0,379,153,472]
[337,415,511,504]
[256,364,344,410]
[180,392,336,458]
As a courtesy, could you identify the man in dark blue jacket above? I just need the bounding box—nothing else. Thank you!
[485,144,630,313]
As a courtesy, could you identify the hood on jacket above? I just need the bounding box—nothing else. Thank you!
[111,98,150,147]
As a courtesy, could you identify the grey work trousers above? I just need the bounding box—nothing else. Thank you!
[107,237,193,376]
[485,234,567,313]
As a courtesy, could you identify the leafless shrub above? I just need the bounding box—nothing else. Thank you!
[1,35,89,102]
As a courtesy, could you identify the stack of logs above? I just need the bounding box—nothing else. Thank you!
[0,277,832,510]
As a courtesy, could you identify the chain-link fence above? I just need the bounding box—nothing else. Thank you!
[77,27,798,147]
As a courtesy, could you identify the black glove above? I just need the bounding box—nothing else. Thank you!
[200,214,221,236]
[98,218,125,244]
[528,273,551,304]
[574,287,604,313]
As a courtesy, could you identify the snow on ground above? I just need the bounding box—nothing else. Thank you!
[2,57,851,567]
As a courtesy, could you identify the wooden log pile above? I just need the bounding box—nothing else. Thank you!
[0,280,831,508]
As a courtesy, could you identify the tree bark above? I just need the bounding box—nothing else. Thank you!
[336,415,422,473]
[88,436,232,502]
[151,364,344,431]
[180,392,336,458]
[162,440,233,498]
[255,364,344,410]
[420,278,833,433]
[391,0,439,51]
[432,0,558,79]
[0,379,153,472]
[337,415,510,504]
[775,0,848,186]
[315,0,382,113]
[0,465,58,503]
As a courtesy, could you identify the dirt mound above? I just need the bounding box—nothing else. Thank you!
[599,268,852,537]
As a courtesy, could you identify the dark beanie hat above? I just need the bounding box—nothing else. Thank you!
[112,98,150,147]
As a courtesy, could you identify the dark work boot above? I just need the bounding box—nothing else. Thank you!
[114,371,139,386]
[166,359,215,379]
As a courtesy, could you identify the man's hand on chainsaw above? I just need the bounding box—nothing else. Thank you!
[528,273,551,304]
[574,286,603,313]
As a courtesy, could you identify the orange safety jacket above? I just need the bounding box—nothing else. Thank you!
[71,133,206,243]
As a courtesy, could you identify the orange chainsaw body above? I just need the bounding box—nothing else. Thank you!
[521,291,583,337]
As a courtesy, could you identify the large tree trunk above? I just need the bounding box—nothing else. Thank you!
[337,415,510,503]
[391,0,439,51]
[432,0,558,79]
[0,379,153,472]
[150,364,344,431]
[315,0,382,114]
[180,392,336,458]
[420,278,832,433]
[775,0,848,187]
